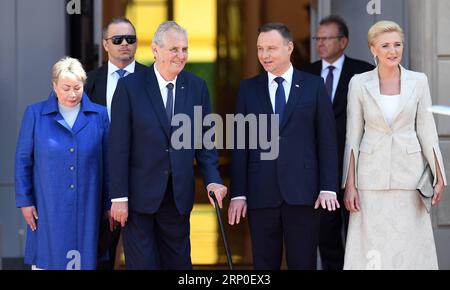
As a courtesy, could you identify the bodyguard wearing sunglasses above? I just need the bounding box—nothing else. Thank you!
[85,17,147,120]
[84,17,147,270]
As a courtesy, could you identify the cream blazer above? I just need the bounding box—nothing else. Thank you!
[342,66,447,190]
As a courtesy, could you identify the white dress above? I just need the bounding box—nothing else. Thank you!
[343,94,439,270]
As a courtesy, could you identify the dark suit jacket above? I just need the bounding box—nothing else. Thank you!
[108,65,222,214]
[302,56,374,185]
[84,61,147,106]
[230,69,339,209]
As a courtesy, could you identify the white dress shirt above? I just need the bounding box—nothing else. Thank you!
[111,65,177,203]
[153,64,177,114]
[267,64,293,111]
[321,54,345,102]
[106,61,136,120]
[232,63,336,201]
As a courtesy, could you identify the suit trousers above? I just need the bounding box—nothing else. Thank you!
[248,202,321,270]
[122,177,192,270]
[318,189,349,270]
[97,214,121,270]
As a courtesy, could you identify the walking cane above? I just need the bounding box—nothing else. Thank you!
[209,191,234,270]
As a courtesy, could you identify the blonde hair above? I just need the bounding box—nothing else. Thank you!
[52,57,87,84]
[368,20,404,47]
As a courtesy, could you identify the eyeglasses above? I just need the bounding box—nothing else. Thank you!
[312,36,343,42]
[105,35,137,45]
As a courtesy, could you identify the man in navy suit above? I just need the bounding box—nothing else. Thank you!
[303,15,374,270]
[108,21,227,270]
[84,17,147,270]
[228,23,339,270]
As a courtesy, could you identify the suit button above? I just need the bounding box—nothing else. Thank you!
[70,166,75,171]
[69,148,75,153]
[166,149,169,152]
[164,170,170,175]
[70,184,75,189]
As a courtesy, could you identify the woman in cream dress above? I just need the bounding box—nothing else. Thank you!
[342,21,447,270]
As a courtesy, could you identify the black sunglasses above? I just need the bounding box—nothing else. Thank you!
[106,35,137,45]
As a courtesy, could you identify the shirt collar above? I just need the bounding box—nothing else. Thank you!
[42,91,100,115]
[153,64,177,91]
[267,64,293,86]
[58,102,81,113]
[108,60,136,76]
[322,54,345,71]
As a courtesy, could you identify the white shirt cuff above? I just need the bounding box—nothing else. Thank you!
[111,197,128,202]
[231,196,247,201]
[320,190,337,196]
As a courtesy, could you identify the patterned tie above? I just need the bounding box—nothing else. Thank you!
[166,83,174,123]
[274,77,286,124]
[116,69,126,78]
[325,65,335,100]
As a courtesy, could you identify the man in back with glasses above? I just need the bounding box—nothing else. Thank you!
[84,17,147,270]
[302,15,374,270]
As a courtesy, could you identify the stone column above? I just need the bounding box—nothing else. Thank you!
[409,0,450,269]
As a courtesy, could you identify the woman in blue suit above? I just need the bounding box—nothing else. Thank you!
[15,57,111,270]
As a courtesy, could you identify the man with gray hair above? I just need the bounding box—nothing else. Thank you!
[108,21,227,269]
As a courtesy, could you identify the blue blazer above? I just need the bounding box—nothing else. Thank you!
[109,65,222,214]
[231,69,339,209]
[15,92,109,269]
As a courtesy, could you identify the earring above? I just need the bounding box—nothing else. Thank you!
[373,55,378,66]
